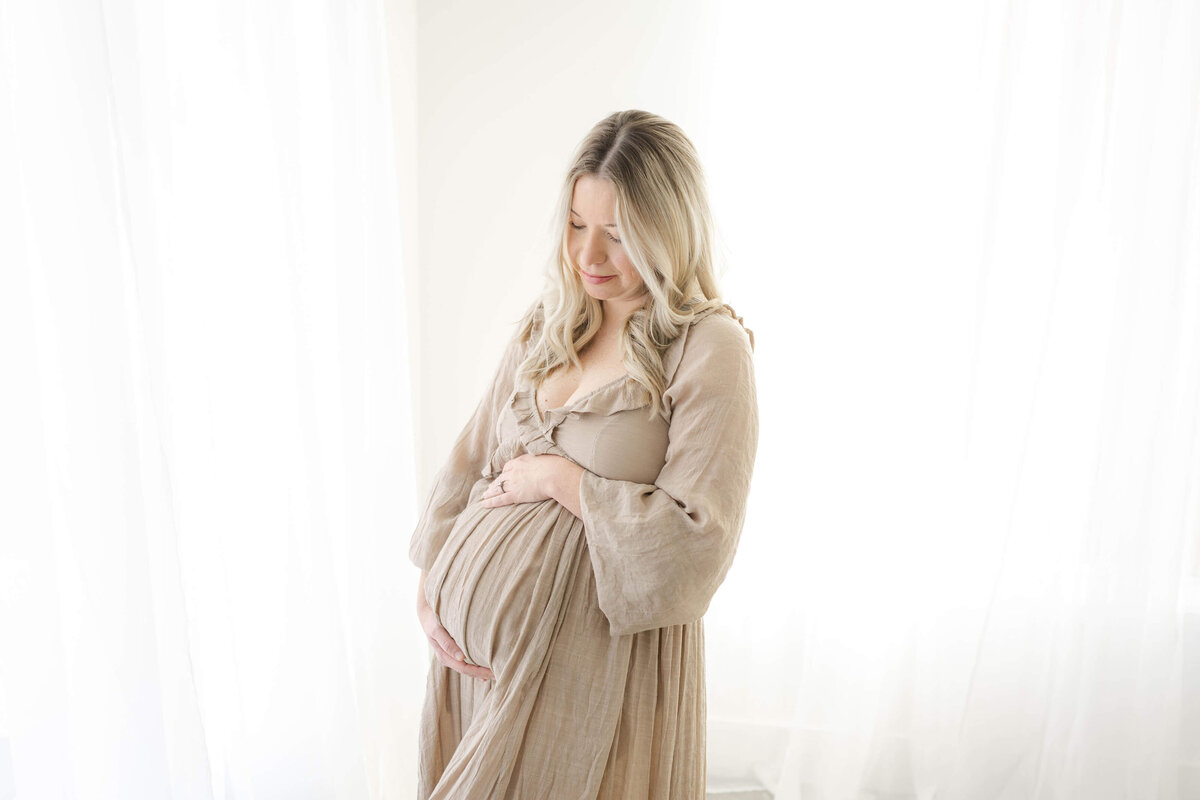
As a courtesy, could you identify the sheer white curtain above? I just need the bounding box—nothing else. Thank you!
[0,2,424,797]
[6,0,1199,797]
[703,0,1199,797]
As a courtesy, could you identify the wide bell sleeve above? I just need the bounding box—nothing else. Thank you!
[577,314,760,636]
[408,330,528,572]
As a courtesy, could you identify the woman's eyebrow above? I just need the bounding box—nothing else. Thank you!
[569,208,618,228]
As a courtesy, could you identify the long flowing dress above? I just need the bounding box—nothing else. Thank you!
[408,301,759,799]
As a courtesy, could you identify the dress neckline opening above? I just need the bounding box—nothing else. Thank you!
[533,373,631,424]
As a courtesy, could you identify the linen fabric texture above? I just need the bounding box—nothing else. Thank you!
[409,301,758,799]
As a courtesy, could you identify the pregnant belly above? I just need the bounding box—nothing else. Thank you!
[423,485,583,681]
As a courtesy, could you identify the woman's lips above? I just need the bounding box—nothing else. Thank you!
[581,270,615,285]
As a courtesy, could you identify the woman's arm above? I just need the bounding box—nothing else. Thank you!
[543,458,584,518]
[575,315,759,636]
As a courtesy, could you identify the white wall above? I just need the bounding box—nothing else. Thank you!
[407,0,725,490]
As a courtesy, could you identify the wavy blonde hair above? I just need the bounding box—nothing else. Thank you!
[514,109,740,422]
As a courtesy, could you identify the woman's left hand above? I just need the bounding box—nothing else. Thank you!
[480,453,563,508]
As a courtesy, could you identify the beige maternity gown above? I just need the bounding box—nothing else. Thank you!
[408,300,758,799]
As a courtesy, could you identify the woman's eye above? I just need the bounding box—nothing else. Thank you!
[569,222,621,244]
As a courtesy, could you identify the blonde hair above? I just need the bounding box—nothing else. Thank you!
[515,109,741,422]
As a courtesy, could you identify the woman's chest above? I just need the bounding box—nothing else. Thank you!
[491,381,669,486]
[549,408,669,484]
[536,349,627,412]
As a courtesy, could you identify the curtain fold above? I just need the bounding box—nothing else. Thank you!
[0,1,422,797]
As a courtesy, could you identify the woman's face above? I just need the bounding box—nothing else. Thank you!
[567,175,648,313]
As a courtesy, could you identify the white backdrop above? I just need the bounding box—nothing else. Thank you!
[3,0,1198,798]
[406,1,1200,798]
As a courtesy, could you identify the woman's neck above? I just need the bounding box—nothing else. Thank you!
[600,295,647,330]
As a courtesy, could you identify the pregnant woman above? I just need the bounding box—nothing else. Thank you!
[409,109,759,799]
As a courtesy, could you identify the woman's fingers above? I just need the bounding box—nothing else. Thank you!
[434,629,464,661]
[416,593,493,679]
[425,617,494,680]
[482,476,508,502]
[420,611,465,660]
[431,638,495,680]
[464,661,495,680]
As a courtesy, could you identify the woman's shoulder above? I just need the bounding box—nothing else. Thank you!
[663,301,755,389]
[689,303,754,352]
[683,301,754,354]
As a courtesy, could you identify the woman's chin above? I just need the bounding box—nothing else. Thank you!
[581,285,614,301]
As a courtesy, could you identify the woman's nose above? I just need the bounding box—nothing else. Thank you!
[580,233,606,266]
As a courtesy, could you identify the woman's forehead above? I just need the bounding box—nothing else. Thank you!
[570,175,618,217]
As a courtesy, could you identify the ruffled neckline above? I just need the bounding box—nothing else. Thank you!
[509,302,743,434]
[511,373,648,431]
[541,373,623,420]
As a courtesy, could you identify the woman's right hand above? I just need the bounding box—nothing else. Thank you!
[417,571,495,681]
